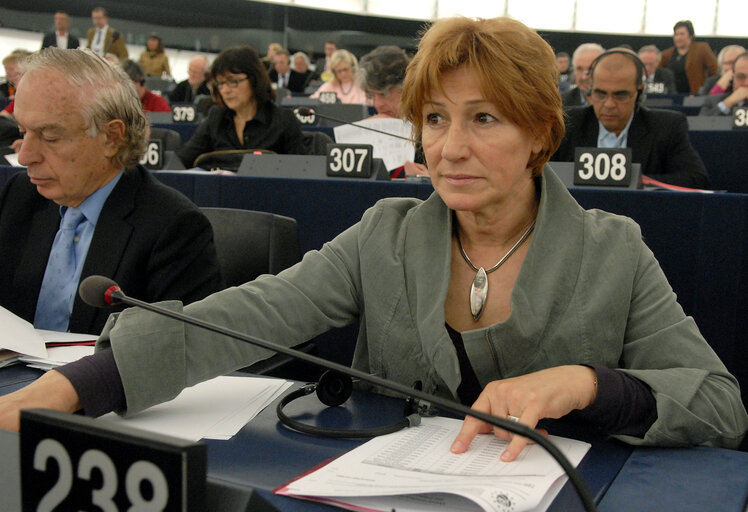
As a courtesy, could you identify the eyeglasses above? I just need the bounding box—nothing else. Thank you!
[590,89,636,103]
[214,77,248,90]
[334,66,352,75]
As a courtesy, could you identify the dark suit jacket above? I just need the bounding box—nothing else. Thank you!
[553,105,710,189]
[646,68,676,94]
[268,69,308,93]
[41,32,80,49]
[86,27,128,61]
[0,166,224,334]
[561,86,586,108]
[169,79,211,103]
[660,42,718,94]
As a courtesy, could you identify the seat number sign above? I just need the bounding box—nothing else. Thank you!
[326,144,373,178]
[139,139,163,170]
[171,105,197,123]
[733,107,748,129]
[21,409,206,511]
[574,147,632,187]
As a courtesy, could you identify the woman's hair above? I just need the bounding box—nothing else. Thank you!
[400,17,564,176]
[147,34,164,53]
[121,59,146,84]
[292,51,311,70]
[210,45,274,107]
[357,45,410,95]
[329,49,358,84]
[21,47,147,168]
[673,20,695,38]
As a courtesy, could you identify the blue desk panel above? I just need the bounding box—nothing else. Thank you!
[599,446,748,512]
[688,130,748,193]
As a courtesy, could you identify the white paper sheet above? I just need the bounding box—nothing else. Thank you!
[277,416,590,512]
[333,118,416,171]
[19,346,96,369]
[3,153,20,167]
[0,306,48,358]
[100,375,292,441]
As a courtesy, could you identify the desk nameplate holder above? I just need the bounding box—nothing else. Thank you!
[573,147,634,188]
[20,409,206,511]
[733,106,748,130]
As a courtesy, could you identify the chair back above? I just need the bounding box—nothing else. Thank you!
[200,207,301,287]
[149,127,182,151]
[302,130,334,155]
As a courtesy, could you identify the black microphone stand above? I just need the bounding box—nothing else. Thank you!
[92,282,598,512]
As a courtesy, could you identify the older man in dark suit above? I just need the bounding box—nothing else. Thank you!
[561,43,604,108]
[41,11,80,49]
[269,49,308,93]
[553,49,709,189]
[0,47,223,335]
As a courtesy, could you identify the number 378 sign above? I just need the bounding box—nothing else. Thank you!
[573,147,633,187]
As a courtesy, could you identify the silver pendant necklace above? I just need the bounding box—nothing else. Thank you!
[455,221,536,321]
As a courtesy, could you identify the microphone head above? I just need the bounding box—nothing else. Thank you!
[79,275,121,307]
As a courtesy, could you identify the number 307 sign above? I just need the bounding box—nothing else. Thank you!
[573,147,633,187]
[21,409,206,511]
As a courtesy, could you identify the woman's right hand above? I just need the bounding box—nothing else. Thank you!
[0,370,81,431]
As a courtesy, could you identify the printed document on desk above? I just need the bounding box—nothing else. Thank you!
[276,416,590,512]
[101,375,292,441]
[334,118,416,171]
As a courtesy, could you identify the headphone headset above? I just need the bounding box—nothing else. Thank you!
[585,49,647,104]
[276,370,428,438]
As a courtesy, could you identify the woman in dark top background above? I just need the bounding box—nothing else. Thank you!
[177,45,306,169]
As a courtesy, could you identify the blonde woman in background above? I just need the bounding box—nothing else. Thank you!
[310,49,370,104]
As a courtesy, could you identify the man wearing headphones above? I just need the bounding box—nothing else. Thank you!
[553,49,710,189]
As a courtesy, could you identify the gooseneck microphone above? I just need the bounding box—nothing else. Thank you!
[79,275,598,512]
[295,107,414,142]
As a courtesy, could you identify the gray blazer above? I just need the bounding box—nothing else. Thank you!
[98,167,747,448]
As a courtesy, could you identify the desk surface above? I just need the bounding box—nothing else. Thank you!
[2,366,747,512]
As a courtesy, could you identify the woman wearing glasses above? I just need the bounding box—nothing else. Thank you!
[176,45,306,169]
[310,49,369,105]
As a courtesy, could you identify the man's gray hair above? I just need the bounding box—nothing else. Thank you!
[717,45,746,67]
[638,45,661,58]
[357,45,410,94]
[572,43,604,67]
[291,51,310,68]
[21,47,147,168]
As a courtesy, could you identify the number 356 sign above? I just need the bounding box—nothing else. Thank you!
[21,409,206,511]
[574,147,633,187]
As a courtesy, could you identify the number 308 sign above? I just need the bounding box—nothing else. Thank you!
[573,147,633,187]
[21,409,206,511]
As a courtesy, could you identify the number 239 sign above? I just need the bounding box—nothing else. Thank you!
[574,147,633,187]
[21,409,206,511]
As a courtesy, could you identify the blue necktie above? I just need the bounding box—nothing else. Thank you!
[34,207,86,331]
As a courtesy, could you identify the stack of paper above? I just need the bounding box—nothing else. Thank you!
[100,376,292,441]
[276,416,590,512]
[0,306,97,369]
